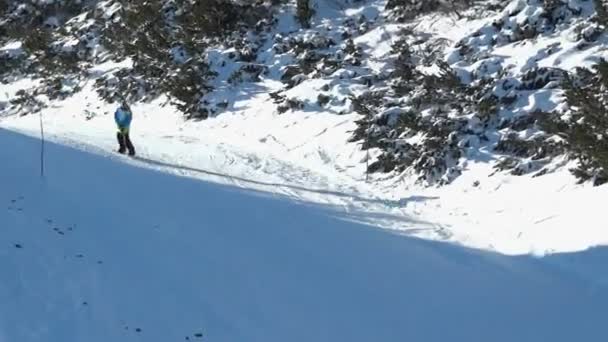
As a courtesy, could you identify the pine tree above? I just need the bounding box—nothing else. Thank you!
[594,0,608,27]
[296,0,315,28]
[386,0,475,21]
[542,60,608,185]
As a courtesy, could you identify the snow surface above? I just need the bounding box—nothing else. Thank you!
[0,41,23,58]
[2,128,608,341]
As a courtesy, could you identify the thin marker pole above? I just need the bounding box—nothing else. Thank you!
[39,110,45,178]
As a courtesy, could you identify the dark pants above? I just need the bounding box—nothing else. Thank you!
[117,131,135,155]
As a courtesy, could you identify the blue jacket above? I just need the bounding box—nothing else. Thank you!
[114,107,132,129]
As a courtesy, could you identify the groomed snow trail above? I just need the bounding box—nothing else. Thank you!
[1,129,607,342]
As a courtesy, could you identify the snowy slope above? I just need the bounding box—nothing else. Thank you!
[2,0,608,255]
[2,128,608,341]
[3,71,608,255]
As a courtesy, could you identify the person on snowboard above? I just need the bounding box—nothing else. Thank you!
[114,101,136,156]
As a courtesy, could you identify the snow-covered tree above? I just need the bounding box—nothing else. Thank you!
[542,60,608,185]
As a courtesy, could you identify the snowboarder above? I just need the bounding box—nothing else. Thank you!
[114,101,136,156]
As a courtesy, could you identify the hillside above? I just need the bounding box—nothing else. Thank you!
[2,0,608,254]
[2,128,608,341]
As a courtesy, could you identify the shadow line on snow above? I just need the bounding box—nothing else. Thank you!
[130,155,439,208]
